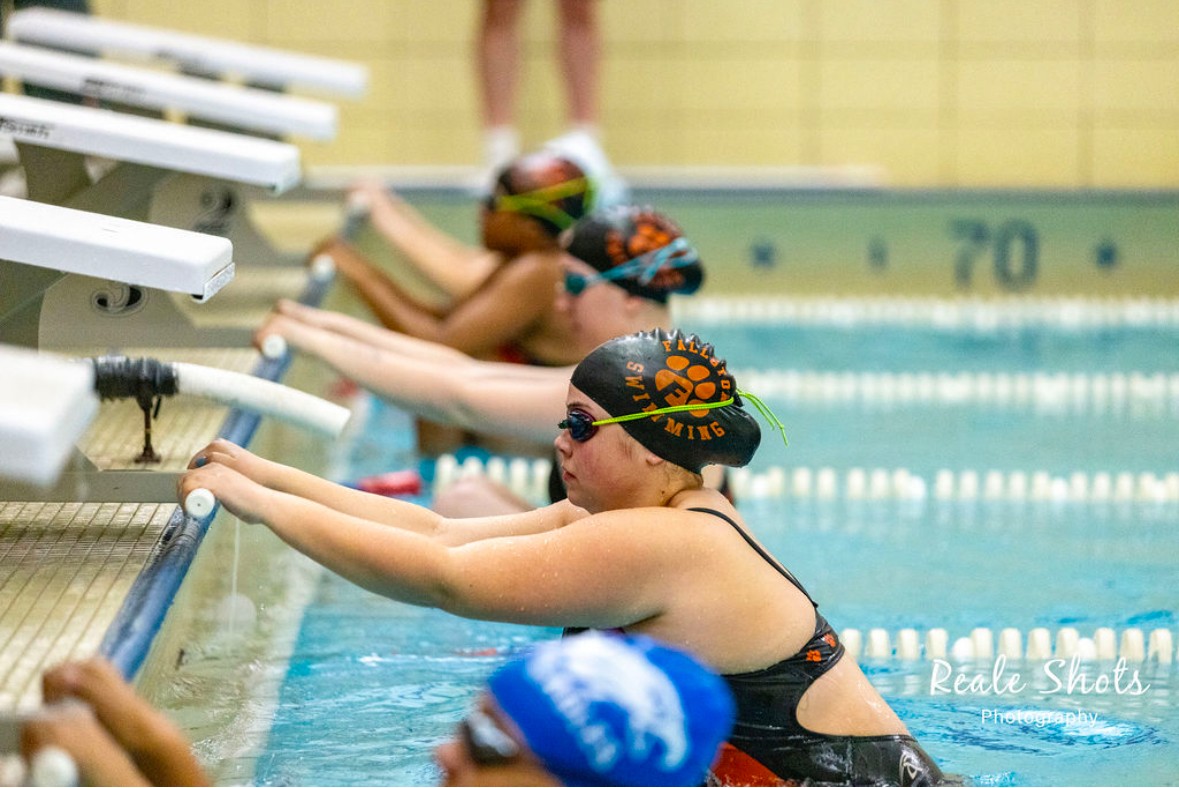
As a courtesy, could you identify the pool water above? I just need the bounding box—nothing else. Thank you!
[245,315,1178,787]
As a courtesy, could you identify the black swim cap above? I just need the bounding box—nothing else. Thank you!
[570,328,760,472]
[490,153,595,237]
[562,205,704,304]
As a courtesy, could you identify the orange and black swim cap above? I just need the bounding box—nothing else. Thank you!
[488,152,595,237]
[562,205,704,304]
[570,328,761,472]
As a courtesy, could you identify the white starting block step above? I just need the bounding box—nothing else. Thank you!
[0,195,234,301]
[0,344,97,486]
[7,8,368,98]
[0,92,300,192]
[0,41,336,140]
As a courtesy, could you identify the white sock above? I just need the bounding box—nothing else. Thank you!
[565,123,601,144]
[483,125,520,174]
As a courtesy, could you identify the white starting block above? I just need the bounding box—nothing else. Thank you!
[0,194,233,300]
[0,348,355,505]
[0,41,337,140]
[0,194,241,349]
[0,199,330,505]
[0,91,304,266]
[6,8,369,98]
[0,92,299,192]
[0,344,97,487]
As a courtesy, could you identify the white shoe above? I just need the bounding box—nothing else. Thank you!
[543,128,630,209]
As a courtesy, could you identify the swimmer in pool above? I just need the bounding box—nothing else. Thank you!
[181,328,944,785]
[19,636,730,788]
[322,151,595,367]
[437,631,734,786]
[326,151,599,457]
[259,204,714,514]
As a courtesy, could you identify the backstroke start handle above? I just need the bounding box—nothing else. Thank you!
[184,488,216,519]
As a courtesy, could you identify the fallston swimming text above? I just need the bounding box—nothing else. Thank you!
[929,655,1149,697]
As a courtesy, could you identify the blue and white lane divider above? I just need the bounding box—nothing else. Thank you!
[432,454,1176,664]
[433,453,554,505]
[730,466,1179,504]
[842,626,1174,664]
[674,295,1179,330]
[434,455,1179,505]
[731,369,1179,417]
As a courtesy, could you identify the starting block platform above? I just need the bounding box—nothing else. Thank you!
[6,8,368,98]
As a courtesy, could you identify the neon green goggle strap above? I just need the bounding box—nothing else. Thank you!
[493,176,595,231]
[590,396,736,426]
[591,390,789,448]
[739,389,789,448]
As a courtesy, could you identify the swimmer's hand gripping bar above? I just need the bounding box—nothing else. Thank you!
[0,702,85,786]
[183,487,217,519]
[258,254,336,361]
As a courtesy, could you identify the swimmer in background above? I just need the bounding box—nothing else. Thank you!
[437,631,734,786]
[321,152,595,367]
[320,151,594,457]
[262,204,710,515]
[180,328,945,785]
[18,635,734,787]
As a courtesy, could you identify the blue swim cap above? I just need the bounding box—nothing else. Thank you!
[486,632,734,786]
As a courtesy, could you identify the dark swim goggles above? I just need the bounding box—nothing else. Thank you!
[485,176,593,231]
[559,397,736,442]
[559,391,789,447]
[563,236,698,296]
[459,708,520,766]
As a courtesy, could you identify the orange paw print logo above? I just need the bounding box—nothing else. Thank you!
[654,354,718,417]
[626,216,674,257]
[605,212,679,267]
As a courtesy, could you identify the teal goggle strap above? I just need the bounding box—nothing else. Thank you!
[574,237,699,292]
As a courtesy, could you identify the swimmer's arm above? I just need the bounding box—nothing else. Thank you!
[184,441,573,540]
[266,300,472,364]
[176,469,589,607]
[358,183,500,300]
[241,501,679,626]
[368,253,557,358]
[186,439,446,528]
[39,658,208,787]
[328,244,455,333]
[255,318,569,442]
[437,508,687,627]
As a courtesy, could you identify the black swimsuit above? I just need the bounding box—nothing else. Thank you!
[562,507,943,784]
[687,507,944,787]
